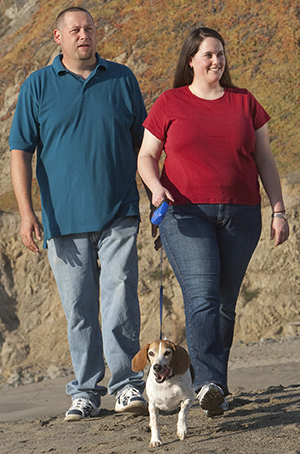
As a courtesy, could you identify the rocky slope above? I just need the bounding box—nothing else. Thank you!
[0,0,300,384]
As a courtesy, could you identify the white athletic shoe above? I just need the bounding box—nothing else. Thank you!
[197,383,229,417]
[115,387,148,415]
[64,397,100,421]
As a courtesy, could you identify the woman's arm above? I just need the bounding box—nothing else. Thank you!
[137,129,174,207]
[253,124,289,246]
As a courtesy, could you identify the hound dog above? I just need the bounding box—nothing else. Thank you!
[132,339,195,447]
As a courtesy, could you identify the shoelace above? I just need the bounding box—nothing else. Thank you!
[71,398,93,411]
[123,387,140,398]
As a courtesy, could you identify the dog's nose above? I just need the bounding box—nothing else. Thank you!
[153,363,163,373]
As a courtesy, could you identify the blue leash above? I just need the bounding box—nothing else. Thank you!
[159,246,163,340]
[150,201,170,341]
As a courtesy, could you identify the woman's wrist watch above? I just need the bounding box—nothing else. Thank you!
[271,212,288,220]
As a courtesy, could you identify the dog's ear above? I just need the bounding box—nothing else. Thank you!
[170,343,191,375]
[132,343,150,372]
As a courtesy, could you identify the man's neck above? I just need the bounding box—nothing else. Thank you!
[61,55,97,80]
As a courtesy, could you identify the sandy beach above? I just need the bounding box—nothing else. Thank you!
[1,337,300,453]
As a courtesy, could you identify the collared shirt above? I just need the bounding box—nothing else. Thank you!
[9,54,146,246]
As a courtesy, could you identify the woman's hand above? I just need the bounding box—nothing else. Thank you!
[151,187,174,208]
[270,217,289,246]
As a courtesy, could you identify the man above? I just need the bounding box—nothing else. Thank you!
[9,7,147,421]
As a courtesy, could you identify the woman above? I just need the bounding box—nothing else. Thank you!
[137,27,289,417]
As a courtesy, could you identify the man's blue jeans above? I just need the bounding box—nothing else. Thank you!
[160,204,262,394]
[47,216,144,407]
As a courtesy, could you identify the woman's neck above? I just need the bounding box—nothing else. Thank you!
[189,83,224,100]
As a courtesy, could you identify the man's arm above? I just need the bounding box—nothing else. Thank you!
[11,149,42,254]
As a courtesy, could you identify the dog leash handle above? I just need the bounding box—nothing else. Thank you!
[151,201,169,225]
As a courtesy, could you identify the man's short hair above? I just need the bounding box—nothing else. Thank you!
[55,7,94,30]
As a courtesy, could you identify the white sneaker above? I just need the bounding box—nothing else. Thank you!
[64,398,100,421]
[115,387,148,415]
[197,383,229,417]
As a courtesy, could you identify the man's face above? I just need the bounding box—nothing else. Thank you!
[54,11,97,65]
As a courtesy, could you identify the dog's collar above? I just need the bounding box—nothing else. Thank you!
[165,372,176,380]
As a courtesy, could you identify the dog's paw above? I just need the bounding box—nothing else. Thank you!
[177,425,188,441]
[177,430,188,441]
[150,440,162,447]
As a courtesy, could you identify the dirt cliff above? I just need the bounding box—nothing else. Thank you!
[1,178,300,384]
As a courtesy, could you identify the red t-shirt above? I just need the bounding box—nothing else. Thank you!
[143,86,270,205]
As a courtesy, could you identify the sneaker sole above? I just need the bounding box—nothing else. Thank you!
[115,401,148,415]
[64,414,86,422]
[64,411,100,422]
[199,384,225,412]
[205,407,225,417]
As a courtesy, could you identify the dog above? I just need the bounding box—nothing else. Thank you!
[132,339,195,447]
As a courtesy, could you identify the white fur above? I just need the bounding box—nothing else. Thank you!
[132,340,195,447]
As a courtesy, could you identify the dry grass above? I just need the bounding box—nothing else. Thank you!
[1,0,299,211]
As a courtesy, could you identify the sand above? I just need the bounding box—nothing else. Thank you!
[1,337,300,454]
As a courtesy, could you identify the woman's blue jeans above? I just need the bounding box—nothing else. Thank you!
[47,216,144,407]
[159,204,262,394]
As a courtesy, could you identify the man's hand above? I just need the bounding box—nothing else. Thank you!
[20,213,42,254]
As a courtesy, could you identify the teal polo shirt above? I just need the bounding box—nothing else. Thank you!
[9,54,147,247]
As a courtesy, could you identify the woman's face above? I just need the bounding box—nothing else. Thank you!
[189,37,226,85]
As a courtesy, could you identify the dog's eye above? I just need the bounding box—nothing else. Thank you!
[148,351,154,357]
[164,350,171,357]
